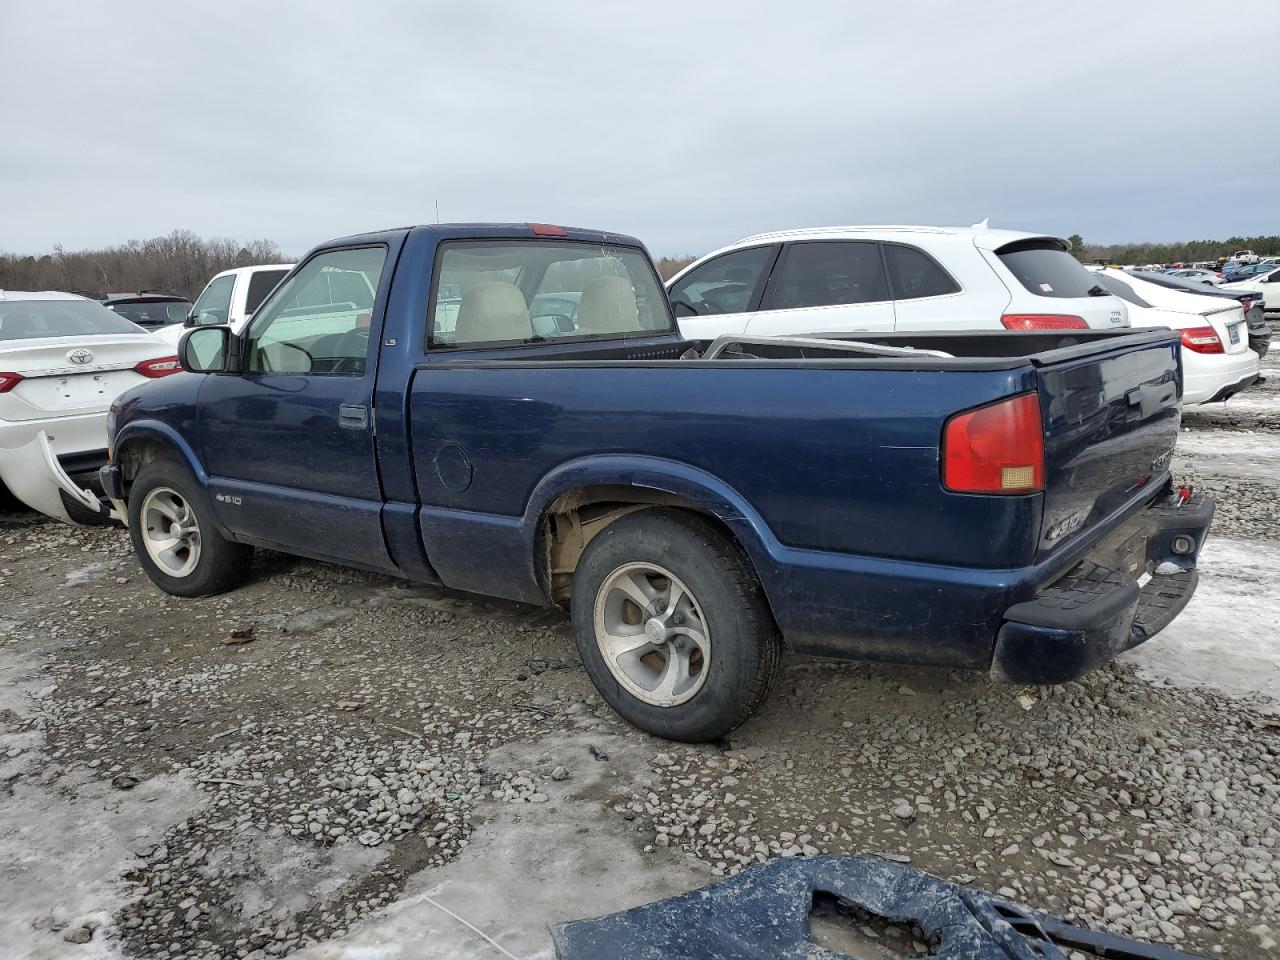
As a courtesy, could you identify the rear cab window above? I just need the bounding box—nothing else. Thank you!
[996,240,1100,299]
[429,240,672,348]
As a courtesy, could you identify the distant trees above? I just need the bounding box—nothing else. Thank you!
[655,255,696,281]
[0,230,287,300]
[1067,234,1086,261]
[1079,235,1280,266]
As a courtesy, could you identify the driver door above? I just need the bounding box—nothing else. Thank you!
[197,245,395,570]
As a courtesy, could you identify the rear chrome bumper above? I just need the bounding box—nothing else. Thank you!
[990,491,1214,685]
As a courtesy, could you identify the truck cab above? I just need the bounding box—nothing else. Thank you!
[157,264,296,348]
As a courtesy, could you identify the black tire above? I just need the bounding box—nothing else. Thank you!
[571,509,782,743]
[61,492,116,526]
[127,459,252,597]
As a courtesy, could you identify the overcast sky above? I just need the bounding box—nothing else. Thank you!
[2,1,1276,258]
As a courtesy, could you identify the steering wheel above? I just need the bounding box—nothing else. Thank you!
[328,329,370,374]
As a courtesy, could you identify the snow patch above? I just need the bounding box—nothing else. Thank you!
[1125,536,1280,711]
[292,733,708,960]
[1174,429,1280,480]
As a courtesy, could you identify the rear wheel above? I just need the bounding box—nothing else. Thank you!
[571,509,781,743]
[127,459,251,597]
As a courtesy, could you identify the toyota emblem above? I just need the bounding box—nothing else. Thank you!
[68,348,94,365]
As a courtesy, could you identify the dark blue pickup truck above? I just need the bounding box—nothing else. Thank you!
[101,223,1213,742]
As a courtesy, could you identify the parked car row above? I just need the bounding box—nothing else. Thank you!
[664,223,1261,407]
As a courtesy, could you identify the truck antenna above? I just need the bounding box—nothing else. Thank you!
[434,199,440,224]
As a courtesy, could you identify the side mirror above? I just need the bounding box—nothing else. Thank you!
[179,326,233,373]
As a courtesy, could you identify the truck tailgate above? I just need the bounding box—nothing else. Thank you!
[1035,334,1181,562]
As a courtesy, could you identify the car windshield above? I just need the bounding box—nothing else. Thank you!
[0,298,146,340]
[106,300,190,327]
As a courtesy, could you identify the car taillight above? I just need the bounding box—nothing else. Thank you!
[1000,314,1089,330]
[134,356,182,378]
[0,372,23,393]
[1180,327,1223,354]
[942,393,1045,494]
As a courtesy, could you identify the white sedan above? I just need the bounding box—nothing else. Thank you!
[0,291,180,522]
[1093,270,1259,405]
[1165,268,1221,286]
[1221,265,1280,311]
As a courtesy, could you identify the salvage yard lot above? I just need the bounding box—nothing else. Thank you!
[2,354,1279,960]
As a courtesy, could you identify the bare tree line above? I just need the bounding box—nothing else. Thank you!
[0,230,287,300]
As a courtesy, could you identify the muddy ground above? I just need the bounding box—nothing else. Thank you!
[2,351,1279,960]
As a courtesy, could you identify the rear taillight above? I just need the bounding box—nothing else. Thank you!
[0,372,23,393]
[943,393,1045,494]
[134,355,181,378]
[1000,314,1089,331]
[1180,327,1223,355]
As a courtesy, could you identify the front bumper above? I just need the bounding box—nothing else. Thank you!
[991,491,1214,685]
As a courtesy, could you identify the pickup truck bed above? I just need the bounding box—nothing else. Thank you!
[102,223,1213,742]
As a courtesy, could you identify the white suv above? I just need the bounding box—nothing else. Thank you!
[666,225,1128,339]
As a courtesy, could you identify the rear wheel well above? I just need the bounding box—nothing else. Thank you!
[539,486,757,604]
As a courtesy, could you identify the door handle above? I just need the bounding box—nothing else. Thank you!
[338,404,368,429]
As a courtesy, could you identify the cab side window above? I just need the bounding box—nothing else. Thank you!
[768,241,888,310]
[190,275,236,326]
[667,246,778,318]
[245,247,386,375]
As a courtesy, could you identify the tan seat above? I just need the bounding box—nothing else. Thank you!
[454,281,531,344]
[576,275,639,335]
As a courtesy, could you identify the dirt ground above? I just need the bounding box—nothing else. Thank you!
[2,352,1279,960]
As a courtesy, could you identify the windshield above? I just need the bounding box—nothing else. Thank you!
[106,300,190,327]
[430,240,672,347]
[0,299,147,340]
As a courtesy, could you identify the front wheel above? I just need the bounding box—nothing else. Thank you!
[570,509,782,743]
[127,459,252,597]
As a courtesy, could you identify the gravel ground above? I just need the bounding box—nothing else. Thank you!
[1,349,1278,959]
